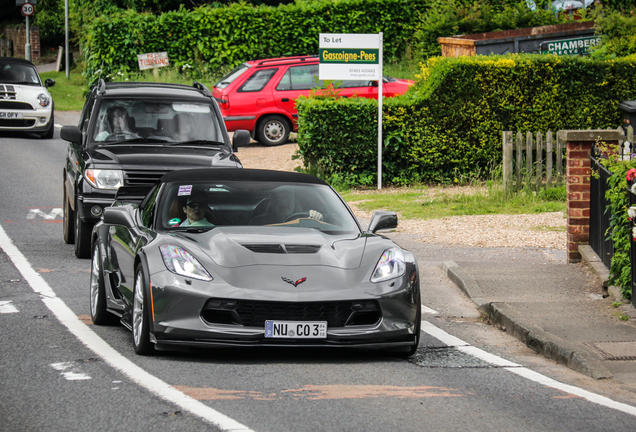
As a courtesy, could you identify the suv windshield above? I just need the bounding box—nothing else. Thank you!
[92,100,225,144]
[214,64,250,89]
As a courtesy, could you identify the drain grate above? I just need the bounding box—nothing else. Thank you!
[584,341,636,361]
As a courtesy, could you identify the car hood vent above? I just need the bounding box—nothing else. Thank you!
[241,243,321,254]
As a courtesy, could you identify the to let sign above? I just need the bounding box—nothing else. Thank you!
[319,34,380,80]
[540,36,602,56]
[137,52,169,70]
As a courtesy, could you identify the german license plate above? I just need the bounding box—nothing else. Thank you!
[0,112,23,119]
[265,321,327,339]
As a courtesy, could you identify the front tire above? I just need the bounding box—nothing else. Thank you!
[133,265,154,355]
[90,243,116,325]
[256,115,290,146]
[40,113,54,139]
[74,202,92,259]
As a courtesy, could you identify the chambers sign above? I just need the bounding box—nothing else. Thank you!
[319,33,380,80]
[540,36,602,56]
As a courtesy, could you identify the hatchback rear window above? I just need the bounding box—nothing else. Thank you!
[238,68,278,92]
[215,64,250,90]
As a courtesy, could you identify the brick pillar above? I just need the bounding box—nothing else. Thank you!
[564,130,623,262]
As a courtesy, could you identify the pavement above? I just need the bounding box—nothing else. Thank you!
[388,231,636,392]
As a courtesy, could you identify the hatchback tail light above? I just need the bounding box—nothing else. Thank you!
[215,96,230,109]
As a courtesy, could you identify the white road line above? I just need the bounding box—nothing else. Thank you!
[421,320,636,417]
[421,305,438,315]
[0,224,255,432]
[51,362,91,380]
[0,300,19,313]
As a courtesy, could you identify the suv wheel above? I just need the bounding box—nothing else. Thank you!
[74,202,92,259]
[256,115,290,146]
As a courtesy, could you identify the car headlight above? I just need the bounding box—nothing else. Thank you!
[37,93,50,107]
[370,247,406,283]
[84,169,124,190]
[160,245,213,281]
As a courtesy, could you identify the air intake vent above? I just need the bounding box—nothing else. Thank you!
[241,244,321,254]
[0,101,32,110]
[124,170,169,186]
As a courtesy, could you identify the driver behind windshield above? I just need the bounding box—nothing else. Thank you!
[95,105,138,141]
[249,188,323,225]
[180,194,215,227]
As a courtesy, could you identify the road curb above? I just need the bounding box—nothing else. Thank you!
[441,260,613,380]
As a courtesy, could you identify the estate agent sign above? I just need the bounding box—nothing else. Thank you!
[540,36,602,56]
[319,33,384,188]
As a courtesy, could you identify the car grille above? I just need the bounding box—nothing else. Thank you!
[0,85,17,100]
[241,244,321,254]
[0,119,36,127]
[123,169,169,186]
[201,298,381,328]
[0,101,33,110]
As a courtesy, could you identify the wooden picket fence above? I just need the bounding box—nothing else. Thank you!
[502,126,635,193]
[502,130,565,193]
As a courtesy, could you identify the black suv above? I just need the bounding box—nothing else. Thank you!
[61,79,250,258]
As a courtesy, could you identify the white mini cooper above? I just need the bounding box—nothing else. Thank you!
[0,57,55,139]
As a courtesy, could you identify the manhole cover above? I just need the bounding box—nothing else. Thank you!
[409,347,495,368]
[584,341,636,361]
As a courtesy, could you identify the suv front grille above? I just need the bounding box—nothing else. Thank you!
[124,170,169,186]
[201,299,381,328]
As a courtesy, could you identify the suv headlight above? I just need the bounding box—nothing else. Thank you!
[84,169,124,190]
[160,245,213,281]
[370,247,406,283]
[37,93,50,107]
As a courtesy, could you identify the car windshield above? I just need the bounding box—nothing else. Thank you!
[214,64,250,89]
[91,100,226,144]
[0,61,41,85]
[159,181,360,235]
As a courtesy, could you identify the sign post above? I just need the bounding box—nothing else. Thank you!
[18,1,35,61]
[319,33,384,189]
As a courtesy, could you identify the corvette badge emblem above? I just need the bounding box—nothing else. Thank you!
[282,277,307,287]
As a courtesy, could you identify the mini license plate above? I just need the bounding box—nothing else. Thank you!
[0,112,23,119]
[265,321,327,339]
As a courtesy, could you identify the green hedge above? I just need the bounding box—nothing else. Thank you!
[296,54,636,186]
[82,0,427,83]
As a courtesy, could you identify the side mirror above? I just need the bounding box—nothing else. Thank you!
[103,207,135,229]
[367,211,398,234]
[60,125,82,143]
[45,78,55,88]
[232,129,251,152]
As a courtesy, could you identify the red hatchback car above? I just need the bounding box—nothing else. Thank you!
[213,55,414,146]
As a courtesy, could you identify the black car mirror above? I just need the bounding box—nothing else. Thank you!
[367,211,398,233]
[103,207,135,229]
[45,78,55,88]
[232,129,251,151]
[60,125,82,143]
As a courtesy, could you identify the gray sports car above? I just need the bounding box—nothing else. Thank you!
[90,168,421,356]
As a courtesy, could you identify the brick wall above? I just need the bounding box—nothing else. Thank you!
[564,130,623,262]
[2,25,40,63]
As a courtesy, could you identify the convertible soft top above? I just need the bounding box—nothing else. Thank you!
[160,168,328,185]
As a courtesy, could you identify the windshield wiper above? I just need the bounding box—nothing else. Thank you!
[166,139,225,147]
[102,137,173,145]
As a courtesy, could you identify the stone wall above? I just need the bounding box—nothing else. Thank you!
[2,25,40,63]
[564,130,623,262]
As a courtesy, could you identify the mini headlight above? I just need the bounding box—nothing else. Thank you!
[84,169,124,190]
[370,247,406,283]
[160,245,213,281]
[37,93,50,107]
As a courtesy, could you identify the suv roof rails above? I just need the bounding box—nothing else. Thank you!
[255,54,318,66]
[193,81,212,97]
